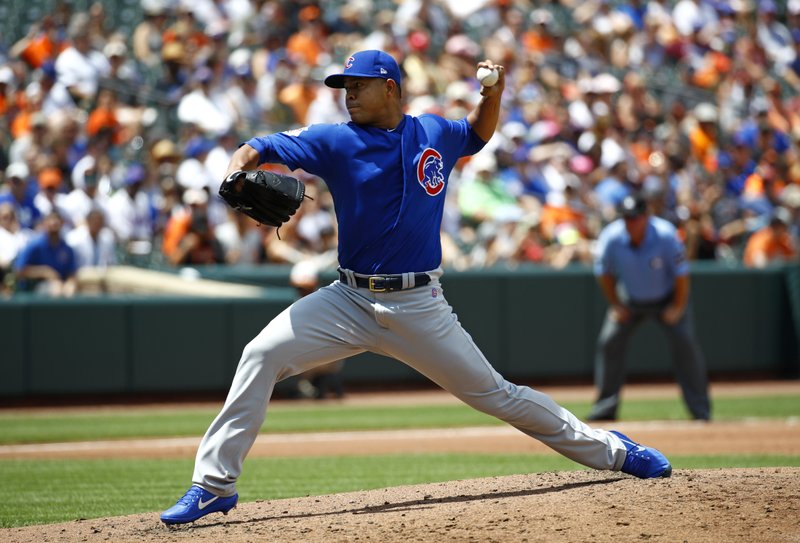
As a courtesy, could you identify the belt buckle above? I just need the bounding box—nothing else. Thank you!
[368,276,387,292]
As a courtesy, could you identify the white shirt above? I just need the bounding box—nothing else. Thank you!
[106,189,152,242]
[177,89,234,136]
[0,227,33,268]
[66,225,117,268]
[54,46,110,98]
[60,189,109,227]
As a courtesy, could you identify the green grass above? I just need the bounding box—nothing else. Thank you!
[1,395,798,445]
[2,454,799,528]
[1,394,798,528]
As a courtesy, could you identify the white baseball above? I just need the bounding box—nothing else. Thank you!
[477,66,499,87]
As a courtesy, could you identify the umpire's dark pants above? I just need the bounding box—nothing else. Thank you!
[589,296,711,421]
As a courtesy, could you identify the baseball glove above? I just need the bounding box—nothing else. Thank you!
[218,170,306,227]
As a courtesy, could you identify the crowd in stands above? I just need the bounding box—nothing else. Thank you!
[1,0,799,296]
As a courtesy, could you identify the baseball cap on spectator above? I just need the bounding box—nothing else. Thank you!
[444,35,481,58]
[501,122,528,141]
[6,162,30,181]
[717,151,734,169]
[618,193,647,217]
[228,48,252,77]
[30,112,48,129]
[38,167,63,190]
[591,74,621,94]
[570,154,594,175]
[694,102,718,123]
[162,42,186,63]
[124,163,146,185]
[471,152,497,174]
[530,8,553,26]
[0,66,13,85]
[759,0,777,13]
[192,66,213,84]
[184,137,215,158]
[104,41,127,59]
[39,61,57,80]
[183,187,209,206]
[529,120,560,143]
[408,30,431,52]
[152,139,181,161]
[770,207,792,226]
[324,50,402,91]
[142,0,168,16]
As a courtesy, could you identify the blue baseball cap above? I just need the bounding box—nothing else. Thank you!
[324,50,402,90]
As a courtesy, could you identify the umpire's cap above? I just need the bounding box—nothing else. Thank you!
[324,50,402,91]
[618,193,648,218]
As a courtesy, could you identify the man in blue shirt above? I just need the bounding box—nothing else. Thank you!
[14,210,78,296]
[0,162,41,230]
[588,193,710,422]
[161,50,672,526]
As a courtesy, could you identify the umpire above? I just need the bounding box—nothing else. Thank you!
[588,193,711,422]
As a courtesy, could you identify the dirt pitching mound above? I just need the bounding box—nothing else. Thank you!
[6,468,799,543]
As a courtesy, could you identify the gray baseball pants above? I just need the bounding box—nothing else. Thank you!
[193,269,627,496]
[590,298,711,421]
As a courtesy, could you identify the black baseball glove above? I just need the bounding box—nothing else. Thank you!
[218,170,306,227]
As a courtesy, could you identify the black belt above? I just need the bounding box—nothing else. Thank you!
[338,269,431,292]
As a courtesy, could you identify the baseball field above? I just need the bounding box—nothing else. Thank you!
[1,380,799,542]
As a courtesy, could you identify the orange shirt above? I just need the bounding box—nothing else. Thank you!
[539,204,586,240]
[743,227,797,267]
[19,34,61,68]
[162,211,192,257]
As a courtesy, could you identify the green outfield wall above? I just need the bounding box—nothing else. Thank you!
[1,263,798,398]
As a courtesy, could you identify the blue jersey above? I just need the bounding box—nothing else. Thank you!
[246,114,486,274]
[14,233,77,280]
[593,216,688,303]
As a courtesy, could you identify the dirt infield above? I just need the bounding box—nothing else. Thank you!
[5,469,800,542]
[2,381,799,542]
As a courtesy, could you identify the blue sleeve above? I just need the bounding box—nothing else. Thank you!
[670,233,689,277]
[445,116,488,157]
[244,124,336,176]
[13,241,35,271]
[593,231,614,277]
[461,119,490,156]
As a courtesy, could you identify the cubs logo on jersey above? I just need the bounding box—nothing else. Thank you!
[417,148,445,196]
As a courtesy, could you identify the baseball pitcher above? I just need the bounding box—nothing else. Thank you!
[161,50,671,525]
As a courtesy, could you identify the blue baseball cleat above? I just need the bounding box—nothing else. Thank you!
[611,430,672,479]
[160,485,238,525]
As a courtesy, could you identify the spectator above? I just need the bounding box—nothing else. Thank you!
[743,207,798,268]
[162,187,225,266]
[65,207,117,268]
[61,155,109,227]
[0,162,40,230]
[588,193,711,422]
[176,66,234,135]
[214,208,266,264]
[32,166,69,221]
[457,152,523,227]
[1,1,799,274]
[105,163,154,256]
[53,13,110,109]
[14,210,78,296]
[0,203,33,291]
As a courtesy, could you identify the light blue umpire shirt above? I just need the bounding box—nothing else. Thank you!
[593,216,689,303]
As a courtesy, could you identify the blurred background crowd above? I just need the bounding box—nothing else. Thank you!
[1,0,799,296]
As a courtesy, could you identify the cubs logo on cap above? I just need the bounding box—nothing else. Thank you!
[417,148,445,196]
[324,50,402,91]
